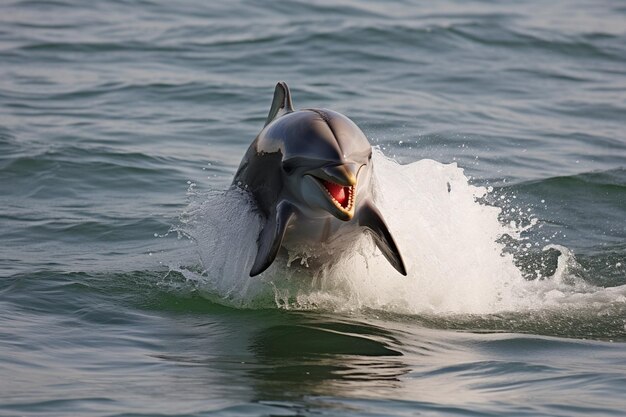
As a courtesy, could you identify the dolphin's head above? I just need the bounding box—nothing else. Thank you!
[256,109,373,221]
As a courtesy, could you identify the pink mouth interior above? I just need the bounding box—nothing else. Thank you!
[321,179,352,208]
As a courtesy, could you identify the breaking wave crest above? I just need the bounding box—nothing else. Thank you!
[176,151,626,315]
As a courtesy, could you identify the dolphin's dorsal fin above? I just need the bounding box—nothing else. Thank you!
[264,81,294,127]
[250,200,297,276]
[357,199,407,276]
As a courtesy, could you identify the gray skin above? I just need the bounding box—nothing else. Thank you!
[233,82,407,277]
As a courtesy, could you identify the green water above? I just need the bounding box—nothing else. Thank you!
[1,1,625,416]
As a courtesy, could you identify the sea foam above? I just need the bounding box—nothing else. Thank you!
[177,151,626,314]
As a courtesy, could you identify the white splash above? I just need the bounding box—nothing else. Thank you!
[178,151,626,314]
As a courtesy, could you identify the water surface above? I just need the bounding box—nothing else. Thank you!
[1,0,625,416]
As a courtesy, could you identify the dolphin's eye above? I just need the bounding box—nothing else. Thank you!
[368,152,372,161]
[282,162,295,175]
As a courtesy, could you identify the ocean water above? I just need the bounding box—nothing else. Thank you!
[1,0,625,416]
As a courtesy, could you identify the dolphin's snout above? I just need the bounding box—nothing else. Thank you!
[319,163,360,186]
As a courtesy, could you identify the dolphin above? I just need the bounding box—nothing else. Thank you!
[233,82,407,277]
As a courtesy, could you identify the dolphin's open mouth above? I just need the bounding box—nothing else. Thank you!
[318,178,355,213]
[306,164,359,220]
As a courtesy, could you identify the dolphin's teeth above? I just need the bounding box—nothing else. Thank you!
[317,178,356,214]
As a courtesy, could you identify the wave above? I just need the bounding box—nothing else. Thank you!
[509,168,626,193]
[176,152,626,319]
[0,142,194,195]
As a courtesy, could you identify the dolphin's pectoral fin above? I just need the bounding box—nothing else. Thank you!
[250,200,297,277]
[357,199,407,276]
[265,82,294,126]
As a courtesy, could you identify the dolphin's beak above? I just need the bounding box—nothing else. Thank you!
[307,163,362,221]
[320,163,358,186]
